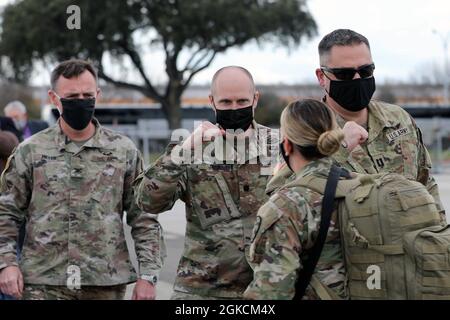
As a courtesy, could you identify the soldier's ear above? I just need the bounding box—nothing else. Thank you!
[253,91,260,109]
[316,68,326,88]
[283,138,293,156]
[96,88,101,101]
[48,90,63,115]
[209,95,216,111]
[48,90,59,107]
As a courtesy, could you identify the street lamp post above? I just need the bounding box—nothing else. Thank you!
[433,29,449,105]
[431,30,449,173]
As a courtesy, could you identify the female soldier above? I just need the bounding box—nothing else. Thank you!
[0,129,19,300]
[244,99,347,300]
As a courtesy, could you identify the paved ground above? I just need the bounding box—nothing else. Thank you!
[124,201,186,300]
[123,173,450,300]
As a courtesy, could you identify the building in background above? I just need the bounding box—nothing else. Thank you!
[33,84,450,169]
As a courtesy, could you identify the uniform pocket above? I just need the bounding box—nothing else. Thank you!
[84,154,127,212]
[187,165,237,230]
[404,225,450,299]
[31,153,68,206]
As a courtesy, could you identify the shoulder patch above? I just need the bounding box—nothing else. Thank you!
[253,196,285,239]
[387,127,410,143]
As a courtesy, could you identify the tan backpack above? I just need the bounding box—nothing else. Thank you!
[293,165,450,300]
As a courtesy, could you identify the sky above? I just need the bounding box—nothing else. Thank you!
[193,0,450,85]
[2,0,450,86]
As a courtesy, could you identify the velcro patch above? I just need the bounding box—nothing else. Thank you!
[387,127,410,143]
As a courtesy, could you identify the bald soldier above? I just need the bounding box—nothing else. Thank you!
[267,29,445,219]
[134,66,277,299]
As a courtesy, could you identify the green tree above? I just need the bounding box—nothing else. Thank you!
[0,0,316,129]
[254,91,287,127]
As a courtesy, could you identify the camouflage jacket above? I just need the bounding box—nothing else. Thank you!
[134,122,277,298]
[267,100,444,217]
[244,157,347,300]
[0,119,164,286]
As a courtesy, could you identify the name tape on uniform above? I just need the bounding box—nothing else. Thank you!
[387,127,410,144]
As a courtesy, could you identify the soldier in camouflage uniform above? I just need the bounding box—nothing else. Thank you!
[134,66,277,299]
[0,129,19,300]
[0,59,164,300]
[244,99,347,300]
[266,29,444,220]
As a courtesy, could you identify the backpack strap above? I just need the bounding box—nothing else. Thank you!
[310,275,342,300]
[293,166,353,198]
[294,164,342,300]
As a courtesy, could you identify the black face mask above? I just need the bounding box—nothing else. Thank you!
[327,77,376,112]
[59,97,95,130]
[279,142,293,172]
[215,105,254,132]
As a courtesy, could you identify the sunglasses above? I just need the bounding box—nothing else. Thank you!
[321,63,375,81]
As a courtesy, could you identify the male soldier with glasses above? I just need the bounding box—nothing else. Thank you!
[267,28,445,220]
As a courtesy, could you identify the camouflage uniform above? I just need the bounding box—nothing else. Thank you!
[134,122,277,299]
[170,291,239,300]
[244,157,347,300]
[22,284,126,300]
[267,100,444,218]
[0,119,164,298]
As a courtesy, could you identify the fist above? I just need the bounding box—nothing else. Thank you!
[342,121,368,151]
[0,266,23,299]
[131,279,156,300]
[181,121,224,151]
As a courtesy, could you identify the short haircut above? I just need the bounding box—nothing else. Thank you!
[211,66,255,95]
[318,29,371,65]
[51,59,98,90]
[4,100,27,115]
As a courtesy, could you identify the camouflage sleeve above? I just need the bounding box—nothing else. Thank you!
[125,148,165,276]
[411,116,445,219]
[265,163,295,196]
[244,195,305,300]
[0,146,31,270]
[133,142,186,214]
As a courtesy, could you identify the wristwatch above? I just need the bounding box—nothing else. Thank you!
[341,140,348,149]
[140,274,158,285]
